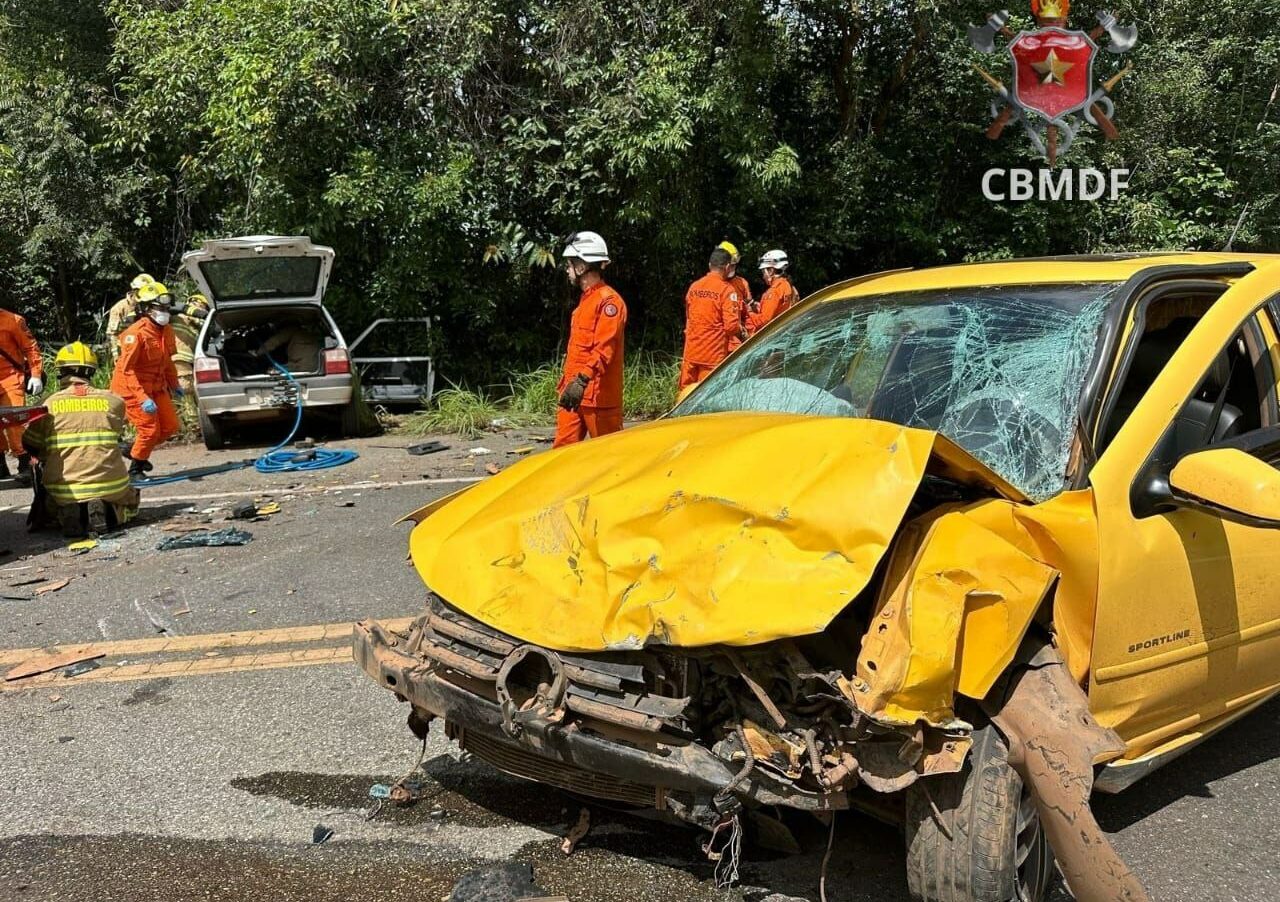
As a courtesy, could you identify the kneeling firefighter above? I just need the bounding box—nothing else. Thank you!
[111,281,182,475]
[24,343,139,537]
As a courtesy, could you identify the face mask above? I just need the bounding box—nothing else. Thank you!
[150,310,171,326]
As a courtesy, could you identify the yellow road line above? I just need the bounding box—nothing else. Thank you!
[0,475,484,514]
[0,617,414,668]
[2,645,357,692]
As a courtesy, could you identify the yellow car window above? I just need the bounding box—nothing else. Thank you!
[675,282,1123,500]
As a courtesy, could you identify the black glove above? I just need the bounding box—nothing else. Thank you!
[558,374,589,411]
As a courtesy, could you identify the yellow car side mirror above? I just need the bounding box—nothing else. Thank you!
[1169,447,1280,528]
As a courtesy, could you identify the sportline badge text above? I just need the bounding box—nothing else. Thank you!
[982,167,1130,201]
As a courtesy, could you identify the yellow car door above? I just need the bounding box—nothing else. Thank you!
[1088,262,1280,761]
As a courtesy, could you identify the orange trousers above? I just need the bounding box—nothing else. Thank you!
[553,406,622,448]
[677,360,717,392]
[125,391,179,461]
[0,375,26,454]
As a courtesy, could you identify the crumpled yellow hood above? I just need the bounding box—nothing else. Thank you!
[410,413,985,651]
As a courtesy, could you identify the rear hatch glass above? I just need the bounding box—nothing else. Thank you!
[201,257,323,304]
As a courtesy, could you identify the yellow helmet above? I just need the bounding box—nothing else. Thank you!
[55,341,98,371]
[137,281,172,306]
[185,292,210,315]
[130,273,155,292]
[717,241,741,263]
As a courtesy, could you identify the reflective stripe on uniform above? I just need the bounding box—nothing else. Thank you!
[44,475,133,502]
[41,431,120,450]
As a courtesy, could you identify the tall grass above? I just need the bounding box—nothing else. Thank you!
[400,353,681,438]
[401,385,503,440]
[622,353,680,418]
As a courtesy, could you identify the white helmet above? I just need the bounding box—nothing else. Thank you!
[758,249,789,272]
[562,231,610,265]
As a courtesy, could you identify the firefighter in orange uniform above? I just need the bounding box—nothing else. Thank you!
[110,282,183,475]
[554,231,627,448]
[678,246,745,391]
[718,241,753,353]
[0,307,44,480]
[747,249,796,335]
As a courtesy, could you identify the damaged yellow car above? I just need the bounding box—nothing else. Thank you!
[356,253,1280,902]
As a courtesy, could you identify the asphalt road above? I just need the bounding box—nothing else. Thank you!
[1,433,1277,902]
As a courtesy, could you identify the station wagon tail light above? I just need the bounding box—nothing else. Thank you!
[323,348,351,376]
[194,356,223,384]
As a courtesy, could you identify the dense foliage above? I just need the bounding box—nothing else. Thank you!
[0,0,1276,384]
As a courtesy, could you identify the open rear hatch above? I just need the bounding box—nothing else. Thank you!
[182,235,334,309]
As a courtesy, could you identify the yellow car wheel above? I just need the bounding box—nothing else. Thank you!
[904,722,1055,902]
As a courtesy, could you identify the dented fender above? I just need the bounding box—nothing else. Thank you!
[986,645,1149,902]
[853,509,1057,726]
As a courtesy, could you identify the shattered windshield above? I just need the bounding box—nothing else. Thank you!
[673,283,1120,500]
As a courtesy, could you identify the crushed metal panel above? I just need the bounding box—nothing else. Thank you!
[987,647,1149,902]
[853,510,1057,726]
[409,414,938,651]
[962,490,1100,683]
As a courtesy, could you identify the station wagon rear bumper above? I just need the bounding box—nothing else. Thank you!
[196,374,352,417]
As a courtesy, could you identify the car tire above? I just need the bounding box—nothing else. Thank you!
[904,721,1054,902]
[338,401,361,438]
[199,409,227,451]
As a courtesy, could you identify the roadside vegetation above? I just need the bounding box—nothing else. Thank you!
[401,354,680,439]
[2,2,1276,389]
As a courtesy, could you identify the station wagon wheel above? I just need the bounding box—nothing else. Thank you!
[198,408,226,450]
[1014,784,1053,902]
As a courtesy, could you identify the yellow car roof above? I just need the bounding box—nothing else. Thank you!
[824,252,1280,301]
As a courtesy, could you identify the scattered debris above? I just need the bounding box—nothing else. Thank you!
[511,446,536,455]
[560,807,591,855]
[34,578,73,596]
[157,528,253,551]
[10,576,47,587]
[448,863,557,902]
[406,441,449,456]
[256,502,281,516]
[158,588,190,617]
[485,463,501,476]
[367,779,423,806]
[295,439,315,450]
[159,522,210,533]
[6,650,105,682]
[67,539,98,554]
[311,824,334,845]
[230,500,257,520]
[335,500,355,508]
[135,598,177,636]
[48,694,62,703]
[63,659,101,678]
[468,446,493,455]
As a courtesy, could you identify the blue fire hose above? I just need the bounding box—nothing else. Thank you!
[132,359,358,486]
